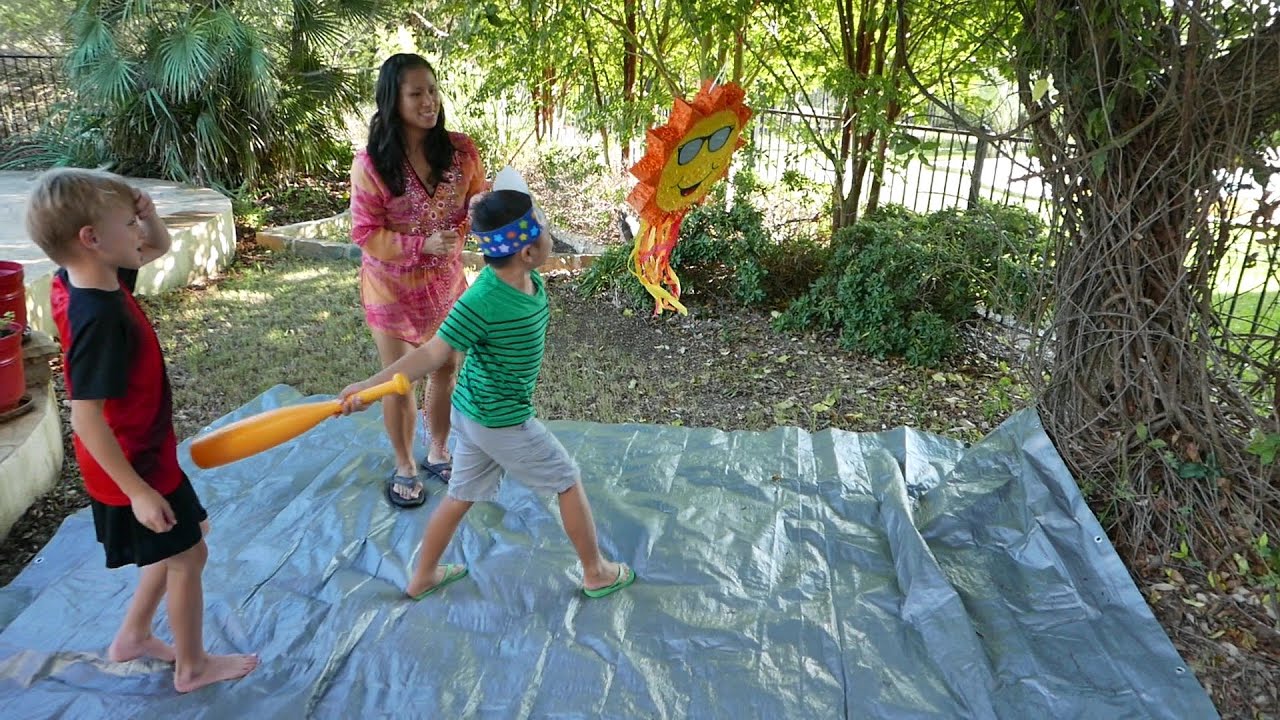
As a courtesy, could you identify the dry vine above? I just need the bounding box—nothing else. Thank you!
[1015,0,1280,560]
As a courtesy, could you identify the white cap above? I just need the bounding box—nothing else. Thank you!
[492,166,530,195]
[490,165,549,239]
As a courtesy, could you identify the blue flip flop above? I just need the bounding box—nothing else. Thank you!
[409,564,468,600]
[582,564,636,599]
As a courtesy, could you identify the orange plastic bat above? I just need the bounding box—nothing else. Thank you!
[189,373,411,469]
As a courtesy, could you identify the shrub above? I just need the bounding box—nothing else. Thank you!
[536,144,607,190]
[576,243,653,309]
[774,202,1045,366]
[0,106,113,171]
[577,168,827,313]
[450,113,520,179]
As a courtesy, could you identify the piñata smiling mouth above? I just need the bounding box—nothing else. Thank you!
[679,172,714,196]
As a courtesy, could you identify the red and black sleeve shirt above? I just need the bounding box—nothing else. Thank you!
[51,268,182,506]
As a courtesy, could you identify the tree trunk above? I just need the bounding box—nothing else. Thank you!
[865,6,907,215]
[1018,1,1280,559]
[580,4,612,167]
[733,29,744,83]
[621,0,638,168]
[541,66,556,142]
[832,0,906,232]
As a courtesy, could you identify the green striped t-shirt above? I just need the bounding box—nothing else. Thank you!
[438,266,549,427]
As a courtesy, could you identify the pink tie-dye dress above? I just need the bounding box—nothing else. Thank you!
[349,132,486,345]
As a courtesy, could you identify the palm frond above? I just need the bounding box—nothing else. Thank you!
[153,14,217,101]
[99,0,153,25]
[67,13,117,76]
[230,39,277,115]
[55,0,370,187]
[328,0,379,22]
[138,86,176,128]
[290,0,346,50]
[84,54,139,106]
[194,107,230,159]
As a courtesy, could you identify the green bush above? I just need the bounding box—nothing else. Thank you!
[575,243,653,309]
[774,202,1045,366]
[451,113,520,178]
[0,106,112,171]
[576,169,826,313]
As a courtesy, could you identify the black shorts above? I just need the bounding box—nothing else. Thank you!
[91,474,209,569]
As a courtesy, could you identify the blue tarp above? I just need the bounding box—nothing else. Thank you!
[0,386,1216,718]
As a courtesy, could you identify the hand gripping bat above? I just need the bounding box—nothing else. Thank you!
[189,373,411,469]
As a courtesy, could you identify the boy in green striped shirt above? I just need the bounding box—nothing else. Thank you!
[339,168,636,601]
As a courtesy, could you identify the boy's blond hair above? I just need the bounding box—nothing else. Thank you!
[25,168,136,264]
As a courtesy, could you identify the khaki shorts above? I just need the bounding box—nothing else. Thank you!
[447,406,579,502]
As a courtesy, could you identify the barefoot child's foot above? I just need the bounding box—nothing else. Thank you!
[406,563,468,600]
[108,634,176,663]
[583,562,636,598]
[174,653,259,693]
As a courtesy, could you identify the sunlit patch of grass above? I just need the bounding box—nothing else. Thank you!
[142,253,377,438]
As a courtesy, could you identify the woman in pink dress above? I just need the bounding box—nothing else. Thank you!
[350,53,486,507]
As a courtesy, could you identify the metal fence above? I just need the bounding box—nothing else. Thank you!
[1213,220,1280,387]
[747,109,1051,219]
[0,54,68,145]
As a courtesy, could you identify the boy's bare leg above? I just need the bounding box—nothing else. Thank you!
[166,540,258,693]
[557,482,626,590]
[108,562,175,662]
[406,496,473,596]
[108,520,210,662]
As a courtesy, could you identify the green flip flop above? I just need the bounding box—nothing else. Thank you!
[582,564,637,599]
[409,564,469,600]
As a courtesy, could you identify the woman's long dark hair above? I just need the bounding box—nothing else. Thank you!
[366,53,455,196]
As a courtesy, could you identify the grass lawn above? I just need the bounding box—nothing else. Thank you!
[147,255,381,437]
[1213,229,1280,384]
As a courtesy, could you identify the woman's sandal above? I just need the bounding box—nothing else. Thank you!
[386,472,427,508]
[421,460,452,484]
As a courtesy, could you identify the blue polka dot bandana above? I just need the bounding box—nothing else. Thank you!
[473,204,545,257]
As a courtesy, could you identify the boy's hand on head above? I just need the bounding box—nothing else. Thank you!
[338,379,375,414]
[130,488,177,533]
[132,188,157,221]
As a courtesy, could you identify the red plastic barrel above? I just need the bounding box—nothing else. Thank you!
[0,261,25,331]
[0,321,23,413]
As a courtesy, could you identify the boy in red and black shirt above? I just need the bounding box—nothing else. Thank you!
[27,168,258,693]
